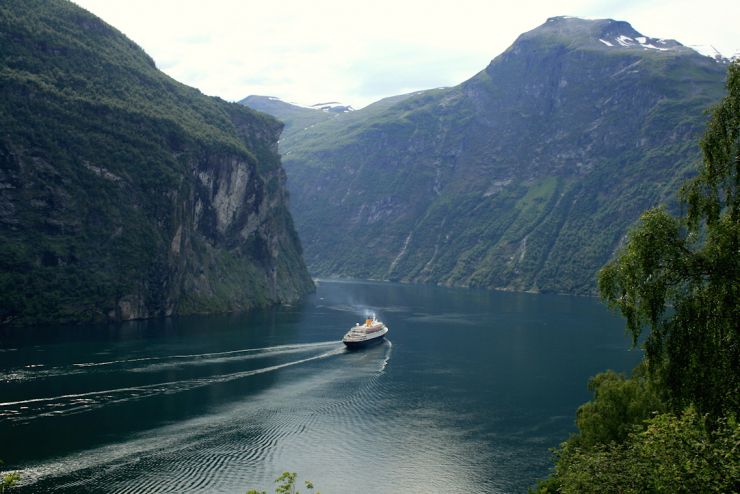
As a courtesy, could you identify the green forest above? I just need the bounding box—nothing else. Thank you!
[0,0,313,326]
[248,17,727,298]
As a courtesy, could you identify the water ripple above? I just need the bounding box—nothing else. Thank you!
[0,343,345,423]
[10,341,393,493]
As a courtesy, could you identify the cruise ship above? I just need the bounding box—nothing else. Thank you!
[342,313,388,349]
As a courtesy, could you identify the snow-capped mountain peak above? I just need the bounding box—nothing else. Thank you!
[309,102,354,113]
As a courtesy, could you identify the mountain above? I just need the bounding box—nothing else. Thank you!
[238,96,332,141]
[238,96,353,141]
[0,0,313,326]
[309,101,354,113]
[242,16,727,295]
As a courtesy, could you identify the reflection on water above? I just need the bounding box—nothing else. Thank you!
[0,280,640,493]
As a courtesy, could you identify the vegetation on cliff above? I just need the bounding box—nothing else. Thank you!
[244,17,727,296]
[535,61,740,492]
[0,0,313,326]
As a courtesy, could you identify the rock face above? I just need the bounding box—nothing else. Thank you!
[243,16,727,295]
[0,0,313,326]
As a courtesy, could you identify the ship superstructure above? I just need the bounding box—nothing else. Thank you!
[342,313,388,348]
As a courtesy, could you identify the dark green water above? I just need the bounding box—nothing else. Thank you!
[0,280,640,493]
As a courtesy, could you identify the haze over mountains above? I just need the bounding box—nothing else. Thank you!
[0,0,313,326]
[243,16,728,295]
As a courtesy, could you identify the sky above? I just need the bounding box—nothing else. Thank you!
[72,0,740,109]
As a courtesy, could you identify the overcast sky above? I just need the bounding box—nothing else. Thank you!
[72,0,739,108]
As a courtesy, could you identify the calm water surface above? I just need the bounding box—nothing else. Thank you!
[0,280,641,493]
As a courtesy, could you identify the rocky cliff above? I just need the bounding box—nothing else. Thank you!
[0,0,313,326]
[244,17,727,295]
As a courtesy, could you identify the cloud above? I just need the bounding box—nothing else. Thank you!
[72,0,739,108]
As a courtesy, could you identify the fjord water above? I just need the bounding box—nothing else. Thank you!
[0,281,640,493]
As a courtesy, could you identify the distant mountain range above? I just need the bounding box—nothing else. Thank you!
[309,101,354,113]
[0,0,313,326]
[242,16,728,295]
[239,96,354,141]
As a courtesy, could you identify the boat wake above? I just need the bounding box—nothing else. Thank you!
[0,341,343,422]
[8,340,394,493]
[1,341,338,383]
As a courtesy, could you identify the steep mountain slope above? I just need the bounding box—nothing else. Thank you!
[0,0,313,326]
[244,17,727,294]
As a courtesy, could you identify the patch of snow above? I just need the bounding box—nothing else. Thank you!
[616,35,634,47]
[636,36,647,44]
[599,39,614,47]
[310,101,354,113]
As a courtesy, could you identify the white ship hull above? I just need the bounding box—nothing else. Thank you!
[343,326,388,348]
[342,314,389,349]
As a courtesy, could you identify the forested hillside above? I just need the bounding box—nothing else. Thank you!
[0,0,313,326]
[245,17,727,295]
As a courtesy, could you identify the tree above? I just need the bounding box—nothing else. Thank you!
[598,61,740,419]
[572,365,663,449]
[247,471,319,494]
[535,61,740,493]
[539,407,739,494]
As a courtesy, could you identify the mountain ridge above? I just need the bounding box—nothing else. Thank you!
[242,16,727,295]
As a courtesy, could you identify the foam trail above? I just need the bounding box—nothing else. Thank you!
[0,345,346,421]
[0,341,338,383]
[379,339,393,373]
[128,341,340,373]
[12,341,390,491]
[73,340,338,368]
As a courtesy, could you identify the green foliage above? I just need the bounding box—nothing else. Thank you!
[533,365,665,492]
[598,62,740,419]
[0,0,313,326]
[572,366,664,449]
[537,62,740,492]
[248,18,725,296]
[0,472,20,493]
[538,407,739,494]
[247,471,319,494]
[0,460,20,494]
